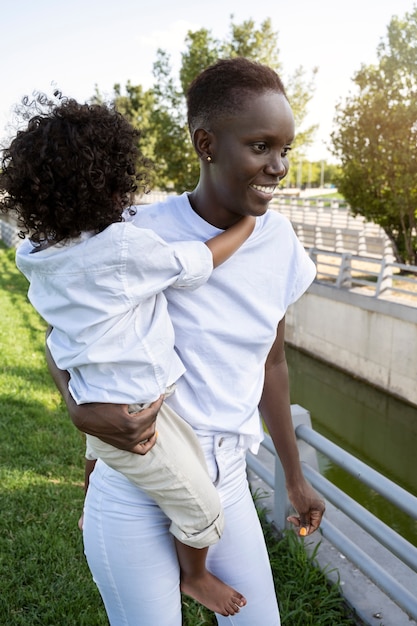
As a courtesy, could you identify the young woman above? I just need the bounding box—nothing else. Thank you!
[46,58,325,625]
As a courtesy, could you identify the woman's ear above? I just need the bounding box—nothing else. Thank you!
[192,128,214,161]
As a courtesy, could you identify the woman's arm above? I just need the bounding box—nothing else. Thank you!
[258,317,325,535]
[205,216,255,268]
[45,330,161,454]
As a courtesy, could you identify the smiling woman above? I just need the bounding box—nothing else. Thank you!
[192,91,294,219]
[187,60,295,226]
[46,57,324,626]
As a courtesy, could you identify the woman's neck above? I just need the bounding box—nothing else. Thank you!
[188,187,238,230]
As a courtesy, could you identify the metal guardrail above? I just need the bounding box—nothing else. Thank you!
[246,406,417,621]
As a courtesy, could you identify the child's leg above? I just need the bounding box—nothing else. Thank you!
[174,539,246,617]
[86,403,224,547]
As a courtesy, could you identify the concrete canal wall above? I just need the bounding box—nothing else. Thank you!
[286,282,417,407]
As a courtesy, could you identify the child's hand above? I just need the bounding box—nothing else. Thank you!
[78,513,84,531]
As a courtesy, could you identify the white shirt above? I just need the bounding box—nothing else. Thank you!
[16,221,213,404]
[129,193,317,451]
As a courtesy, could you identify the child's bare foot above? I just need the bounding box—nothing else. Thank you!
[180,570,246,617]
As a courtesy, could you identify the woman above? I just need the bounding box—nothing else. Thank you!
[48,57,325,625]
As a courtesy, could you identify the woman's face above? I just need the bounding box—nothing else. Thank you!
[201,91,294,228]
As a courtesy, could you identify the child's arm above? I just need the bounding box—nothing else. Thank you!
[205,216,255,268]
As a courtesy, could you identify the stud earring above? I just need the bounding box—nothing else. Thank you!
[206,155,212,162]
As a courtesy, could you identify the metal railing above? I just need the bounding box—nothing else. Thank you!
[246,405,417,621]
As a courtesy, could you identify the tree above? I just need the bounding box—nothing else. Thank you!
[114,82,159,189]
[331,7,417,264]
[150,50,198,191]
[110,17,317,193]
[92,82,158,190]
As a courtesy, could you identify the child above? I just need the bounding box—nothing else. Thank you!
[0,94,253,617]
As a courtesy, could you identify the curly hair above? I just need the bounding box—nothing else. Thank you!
[186,57,287,136]
[0,94,151,243]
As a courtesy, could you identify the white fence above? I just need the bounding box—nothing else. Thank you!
[308,248,417,305]
[271,195,392,259]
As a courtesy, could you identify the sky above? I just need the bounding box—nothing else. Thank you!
[1,0,416,162]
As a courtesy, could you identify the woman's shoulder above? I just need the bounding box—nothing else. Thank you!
[128,193,187,221]
[260,206,298,237]
[264,206,292,225]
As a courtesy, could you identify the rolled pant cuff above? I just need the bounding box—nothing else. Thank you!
[170,509,225,548]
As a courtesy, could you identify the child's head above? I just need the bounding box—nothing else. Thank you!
[0,94,150,243]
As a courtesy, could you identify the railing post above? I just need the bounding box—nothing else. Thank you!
[336,252,352,288]
[291,405,319,473]
[315,226,323,248]
[335,229,344,253]
[358,231,367,256]
[295,224,305,247]
[375,240,394,296]
[272,451,288,531]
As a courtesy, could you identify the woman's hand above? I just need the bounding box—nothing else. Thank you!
[71,398,163,453]
[286,478,326,536]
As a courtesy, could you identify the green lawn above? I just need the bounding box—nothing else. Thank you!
[0,244,361,625]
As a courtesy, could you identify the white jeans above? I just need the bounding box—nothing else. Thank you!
[83,433,281,626]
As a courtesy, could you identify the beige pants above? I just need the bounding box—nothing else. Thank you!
[86,402,224,548]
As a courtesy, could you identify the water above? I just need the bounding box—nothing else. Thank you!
[286,345,417,547]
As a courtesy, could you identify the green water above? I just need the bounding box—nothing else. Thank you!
[286,345,417,547]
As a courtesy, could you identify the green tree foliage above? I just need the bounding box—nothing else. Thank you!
[222,17,281,69]
[179,28,220,94]
[92,82,158,190]
[108,17,317,193]
[150,50,198,191]
[331,7,417,264]
[114,82,158,189]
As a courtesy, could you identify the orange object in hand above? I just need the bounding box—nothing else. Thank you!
[299,527,307,536]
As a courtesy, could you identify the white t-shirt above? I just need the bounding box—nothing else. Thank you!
[16,221,213,404]
[129,193,316,450]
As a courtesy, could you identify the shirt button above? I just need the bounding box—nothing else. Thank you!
[218,437,224,447]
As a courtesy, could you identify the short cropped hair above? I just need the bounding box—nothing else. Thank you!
[0,95,150,243]
[186,57,287,135]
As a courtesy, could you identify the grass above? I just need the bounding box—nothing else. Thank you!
[0,244,361,625]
